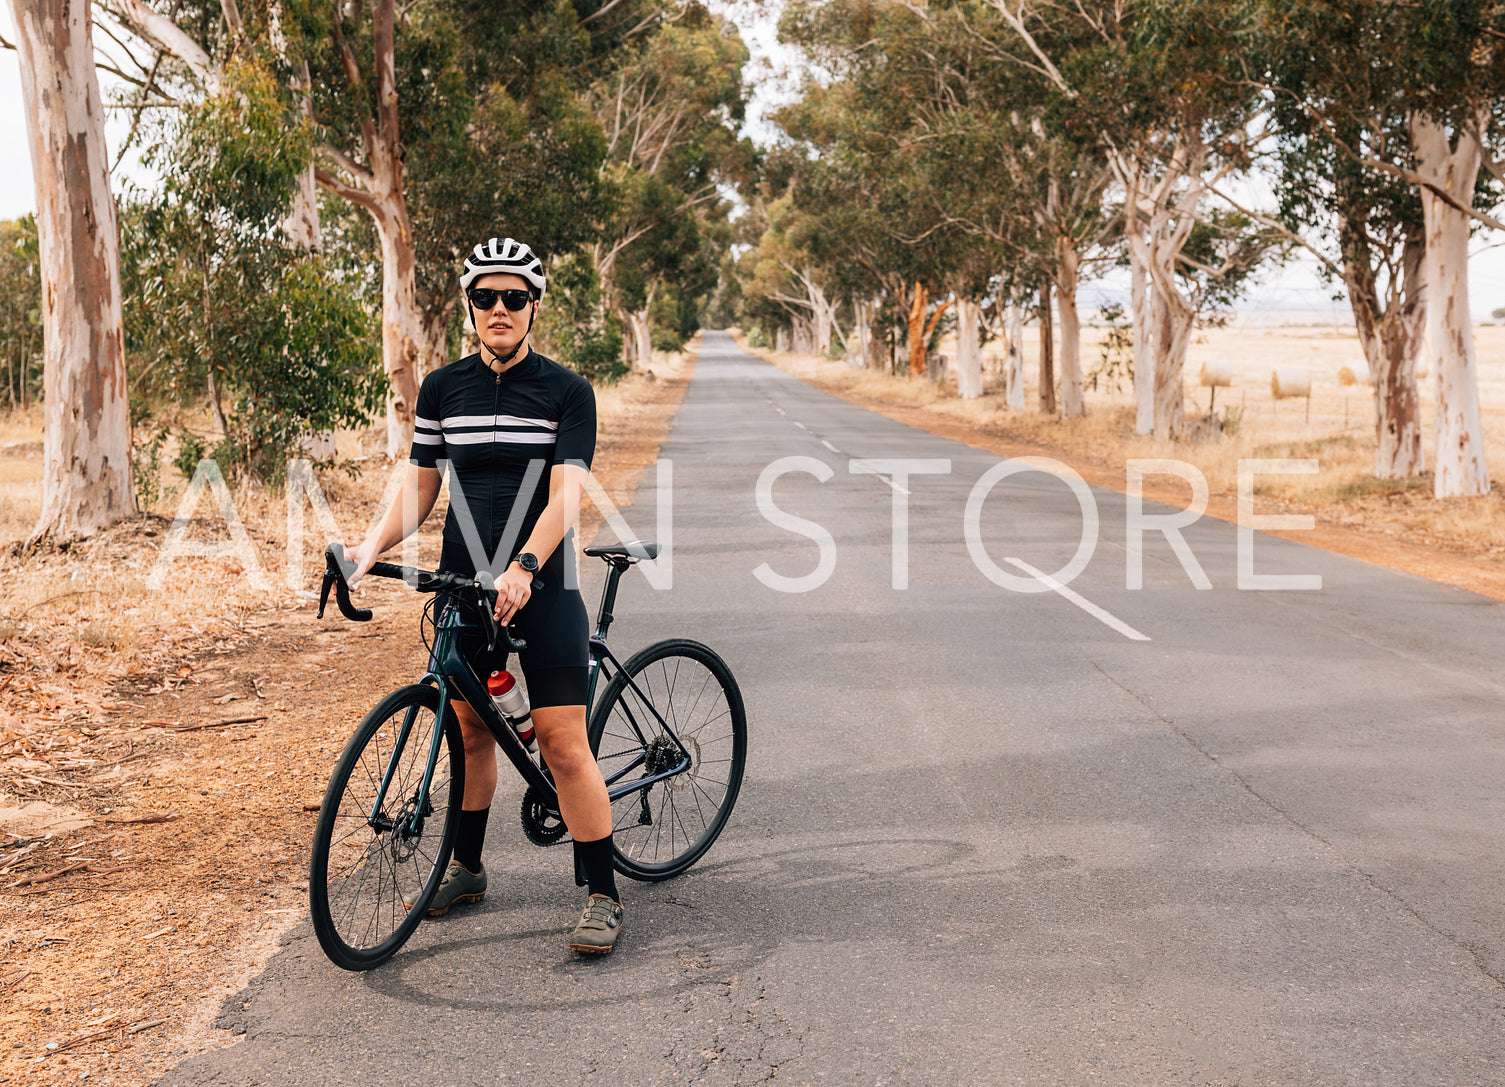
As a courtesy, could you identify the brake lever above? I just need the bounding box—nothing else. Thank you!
[480,577,541,654]
[320,544,372,622]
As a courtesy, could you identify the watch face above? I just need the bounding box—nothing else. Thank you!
[519,553,539,572]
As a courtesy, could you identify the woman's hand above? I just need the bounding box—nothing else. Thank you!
[494,562,534,624]
[347,538,381,588]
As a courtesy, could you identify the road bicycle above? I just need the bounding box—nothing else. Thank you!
[306,541,746,971]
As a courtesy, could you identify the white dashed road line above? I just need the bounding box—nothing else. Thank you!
[1004,558,1151,642]
[820,439,840,454]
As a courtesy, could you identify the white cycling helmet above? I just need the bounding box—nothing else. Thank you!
[460,237,546,298]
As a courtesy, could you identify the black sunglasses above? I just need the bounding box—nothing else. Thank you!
[466,286,534,312]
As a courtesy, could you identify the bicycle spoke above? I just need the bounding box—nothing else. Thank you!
[311,688,461,969]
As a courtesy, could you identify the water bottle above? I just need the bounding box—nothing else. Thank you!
[487,670,537,754]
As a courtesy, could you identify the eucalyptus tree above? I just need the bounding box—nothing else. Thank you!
[1394,2,1505,496]
[9,0,136,542]
[121,58,383,483]
[776,0,974,379]
[981,0,1271,438]
[1255,0,1505,494]
[1261,0,1429,479]
[586,6,752,365]
[109,0,655,454]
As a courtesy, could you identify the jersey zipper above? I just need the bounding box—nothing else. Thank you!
[492,370,502,565]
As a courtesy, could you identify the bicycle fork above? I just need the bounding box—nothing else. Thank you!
[367,693,448,840]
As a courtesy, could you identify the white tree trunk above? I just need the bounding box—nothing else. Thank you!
[374,209,422,457]
[13,0,137,542]
[285,64,322,251]
[1004,302,1025,409]
[1055,235,1085,418]
[628,307,653,369]
[955,297,983,399]
[804,271,836,355]
[1412,113,1490,497]
[1344,225,1426,478]
[850,298,870,367]
[1129,237,1157,435]
[1151,286,1193,441]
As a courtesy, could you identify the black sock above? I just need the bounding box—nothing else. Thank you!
[453,807,490,873]
[573,834,619,902]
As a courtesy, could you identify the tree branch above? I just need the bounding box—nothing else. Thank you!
[1205,183,1340,277]
[316,144,377,190]
[104,0,213,83]
[314,167,381,213]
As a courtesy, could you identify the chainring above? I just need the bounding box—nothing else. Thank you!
[520,786,569,846]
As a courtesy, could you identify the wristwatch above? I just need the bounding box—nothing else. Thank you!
[515,552,540,575]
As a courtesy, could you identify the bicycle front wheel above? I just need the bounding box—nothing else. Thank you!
[309,684,463,970]
[588,639,746,882]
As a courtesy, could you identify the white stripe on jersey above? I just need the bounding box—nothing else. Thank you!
[440,413,558,431]
[411,432,444,445]
[415,415,441,430]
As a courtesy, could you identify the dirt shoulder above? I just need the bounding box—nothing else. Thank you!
[733,332,1505,603]
[0,342,695,1086]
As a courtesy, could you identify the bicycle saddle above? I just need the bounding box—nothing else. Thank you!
[583,540,660,562]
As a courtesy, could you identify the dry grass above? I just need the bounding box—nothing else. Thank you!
[736,323,1505,562]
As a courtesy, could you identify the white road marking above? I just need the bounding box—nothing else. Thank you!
[820,439,840,454]
[774,406,786,415]
[793,421,807,430]
[1004,558,1150,642]
[873,474,909,496]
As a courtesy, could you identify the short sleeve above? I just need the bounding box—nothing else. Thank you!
[552,376,596,470]
[410,372,445,468]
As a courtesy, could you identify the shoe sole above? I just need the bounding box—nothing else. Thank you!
[570,925,623,955]
[401,891,486,917]
[569,940,617,954]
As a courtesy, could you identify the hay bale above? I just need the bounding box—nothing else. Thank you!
[1336,365,1373,387]
[1271,367,1311,399]
[1200,360,1234,387]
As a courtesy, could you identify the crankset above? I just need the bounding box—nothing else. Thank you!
[520,785,569,846]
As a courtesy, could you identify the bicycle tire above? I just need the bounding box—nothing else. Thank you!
[309,684,464,970]
[587,638,746,882]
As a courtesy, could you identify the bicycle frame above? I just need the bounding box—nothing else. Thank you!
[366,558,691,837]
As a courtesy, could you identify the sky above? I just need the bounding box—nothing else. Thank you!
[6,4,1505,321]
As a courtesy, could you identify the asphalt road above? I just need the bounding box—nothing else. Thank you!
[163,331,1505,1085]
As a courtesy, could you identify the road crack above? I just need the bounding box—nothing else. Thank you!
[1091,657,1505,993]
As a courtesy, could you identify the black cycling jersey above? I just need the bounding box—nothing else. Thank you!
[409,348,596,579]
[410,347,595,699]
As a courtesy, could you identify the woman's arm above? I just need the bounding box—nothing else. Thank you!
[349,464,443,585]
[492,461,589,623]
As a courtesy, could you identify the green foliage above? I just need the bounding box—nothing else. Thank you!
[1087,303,1133,393]
[172,429,209,482]
[535,252,627,384]
[123,57,382,485]
[590,10,751,345]
[0,215,41,411]
[130,410,174,510]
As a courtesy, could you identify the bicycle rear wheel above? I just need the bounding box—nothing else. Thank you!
[309,684,463,970]
[587,639,746,882]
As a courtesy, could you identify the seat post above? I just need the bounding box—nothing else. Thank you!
[592,558,630,640]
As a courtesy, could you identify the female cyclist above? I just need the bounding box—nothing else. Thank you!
[348,237,624,955]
